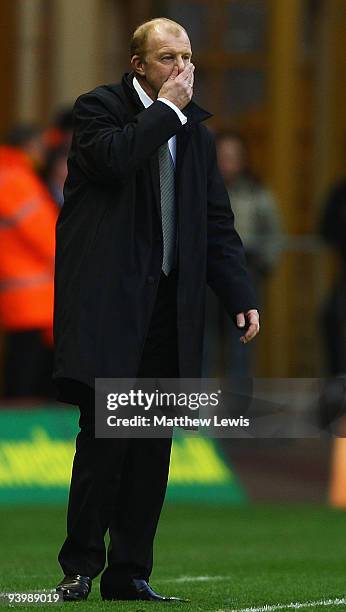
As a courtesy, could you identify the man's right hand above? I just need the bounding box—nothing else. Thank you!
[158,63,195,110]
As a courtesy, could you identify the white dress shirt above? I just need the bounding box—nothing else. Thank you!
[133,76,187,166]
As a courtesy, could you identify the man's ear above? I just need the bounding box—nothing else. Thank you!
[131,55,145,77]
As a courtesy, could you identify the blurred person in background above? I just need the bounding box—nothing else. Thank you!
[216,132,282,282]
[203,131,282,377]
[45,106,74,151]
[41,145,68,208]
[0,124,58,398]
[320,179,346,376]
[42,107,72,208]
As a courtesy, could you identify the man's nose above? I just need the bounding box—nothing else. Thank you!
[176,57,185,73]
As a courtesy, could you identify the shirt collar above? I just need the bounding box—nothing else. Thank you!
[133,76,154,109]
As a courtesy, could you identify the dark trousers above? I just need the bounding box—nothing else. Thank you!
[58,271,178,590]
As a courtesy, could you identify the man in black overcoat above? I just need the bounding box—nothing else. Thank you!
[54,17,259,602]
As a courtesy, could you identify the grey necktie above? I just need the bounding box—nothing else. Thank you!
[158,143,176,275]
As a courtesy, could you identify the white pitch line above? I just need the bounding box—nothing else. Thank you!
[218,596,346,612]
[159,575,229,583]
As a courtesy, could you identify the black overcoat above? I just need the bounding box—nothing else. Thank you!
[53,73,257,402]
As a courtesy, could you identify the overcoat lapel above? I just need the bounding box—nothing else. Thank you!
[175,124,192,187]
[176,102,212,185]
[119,73,162,218]
[149,154,162,218]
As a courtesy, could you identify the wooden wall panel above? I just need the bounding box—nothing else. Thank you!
[0,1,18,137]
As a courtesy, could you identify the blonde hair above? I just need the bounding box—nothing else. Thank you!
[130,17,187,60]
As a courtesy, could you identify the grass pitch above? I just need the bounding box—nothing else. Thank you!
[0,503,345,611]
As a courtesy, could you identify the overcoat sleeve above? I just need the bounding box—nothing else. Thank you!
[206,130,258,317]
[72,91,183,184]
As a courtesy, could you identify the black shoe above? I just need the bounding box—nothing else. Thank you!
[56,574,92,601]
[101,578,188,601]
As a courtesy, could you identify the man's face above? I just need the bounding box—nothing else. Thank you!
[132,27,192,99]
[25,134,47,169]
[217,138,246,184]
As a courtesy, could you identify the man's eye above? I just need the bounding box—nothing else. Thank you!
[161,56,173,61]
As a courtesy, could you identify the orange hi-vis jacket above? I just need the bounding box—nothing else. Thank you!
[0,146,58,331]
